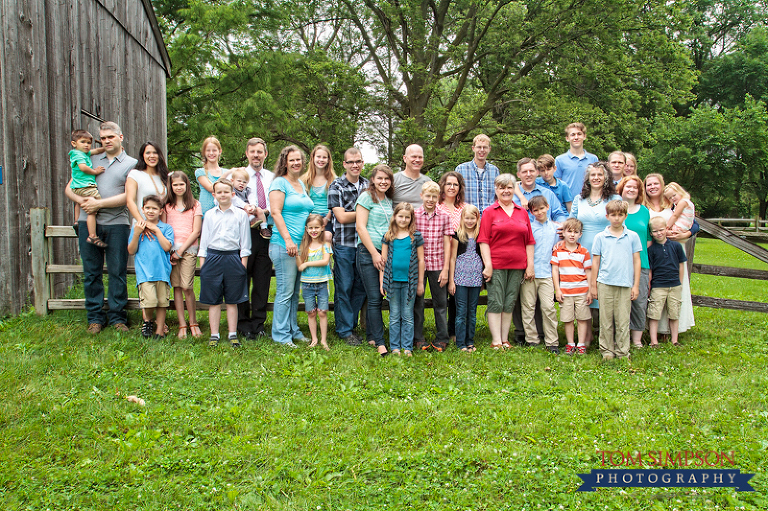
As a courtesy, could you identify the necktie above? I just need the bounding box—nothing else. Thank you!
[255,171,267,209]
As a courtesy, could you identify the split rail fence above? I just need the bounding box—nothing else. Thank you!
[30,208,768,316]
[30,208,444,315]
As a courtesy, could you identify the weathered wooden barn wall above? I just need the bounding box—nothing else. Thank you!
[0,0,170,315]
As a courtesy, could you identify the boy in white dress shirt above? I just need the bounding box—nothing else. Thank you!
[198,179,252,347]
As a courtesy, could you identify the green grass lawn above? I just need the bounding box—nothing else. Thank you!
[1,238,767,510]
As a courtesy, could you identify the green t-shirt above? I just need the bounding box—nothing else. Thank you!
[625,205,651,269]
[355,191,393,251]
[69,149,97,189]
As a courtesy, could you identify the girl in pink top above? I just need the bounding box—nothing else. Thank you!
[164,171,203,338]
[664,182,695,234]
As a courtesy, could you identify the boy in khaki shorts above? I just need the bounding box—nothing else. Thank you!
[647,216,687,347]
[551,218,592,354]
[127,195,175,338]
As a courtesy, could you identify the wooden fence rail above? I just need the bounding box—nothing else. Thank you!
[30,208,448,315]
[30,209,768,316]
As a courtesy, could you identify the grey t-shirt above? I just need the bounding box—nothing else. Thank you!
[78,150,137,226]
[392,171,433,207]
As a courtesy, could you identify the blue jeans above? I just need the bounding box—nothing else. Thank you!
[388,281,414,351]
[78,222,129,326]
[356,244,385,346]
[302,282,329,312]
[333,244,368,338]
[454,285,482,349]
[269,243,303,344]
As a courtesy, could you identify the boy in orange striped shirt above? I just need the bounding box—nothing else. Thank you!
[551,218,592,354]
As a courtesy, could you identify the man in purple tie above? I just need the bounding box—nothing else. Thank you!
[237,137,274,339]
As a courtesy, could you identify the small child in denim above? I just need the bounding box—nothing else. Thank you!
[380,203,425,356]
[297,214,333,350]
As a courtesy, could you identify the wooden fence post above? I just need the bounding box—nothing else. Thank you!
[30,208,52,315]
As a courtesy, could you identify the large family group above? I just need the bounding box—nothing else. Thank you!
[66,121,696,359]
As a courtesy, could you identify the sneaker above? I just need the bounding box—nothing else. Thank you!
[415,339,430,351]
[525,341,540,348]
[432,341,448,352]
[260,226,272,239]
[294,336,310,344]
[565,344,576,355]
[87,323,103,335]
[208,335,220,347]
[284,342,298,348]
[547,346,560,355]
[343,334,362,346]
[230,334,242,348]
[141,320,153,338]
[576,345,586,355]
[113,323,130,333]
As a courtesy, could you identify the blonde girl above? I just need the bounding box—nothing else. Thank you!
[164,171,203,338]
[302,144,336,243]
[195,136,227,214]
[664,182,695,234]
[448,205,483,352]
[379,203,425,356]
[296,214,333,350]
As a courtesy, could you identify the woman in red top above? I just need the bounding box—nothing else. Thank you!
[478,174,535,349]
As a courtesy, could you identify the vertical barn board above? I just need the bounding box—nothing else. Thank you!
[46,0,78,297]
[0,0,17,312]
[23,0,54,306]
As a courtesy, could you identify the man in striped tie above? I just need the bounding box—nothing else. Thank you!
[238,137,274,339]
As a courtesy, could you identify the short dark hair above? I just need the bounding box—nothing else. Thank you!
[71,129,93,143]
[142,194,164,208]
[528,195,548,211]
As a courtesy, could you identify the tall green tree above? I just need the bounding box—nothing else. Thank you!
[155,0,368,172]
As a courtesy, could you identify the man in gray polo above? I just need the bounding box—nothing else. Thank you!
[66,121,136,334]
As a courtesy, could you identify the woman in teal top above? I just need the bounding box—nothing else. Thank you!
[269,145,315,346]
[355,164,395,355]
[617,175,651,349]
[301,144,336,243]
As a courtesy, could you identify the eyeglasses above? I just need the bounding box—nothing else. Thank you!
[345,160,363,165]
[445,183,460,187]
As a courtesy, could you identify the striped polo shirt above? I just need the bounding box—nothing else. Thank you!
[551,243,592,296]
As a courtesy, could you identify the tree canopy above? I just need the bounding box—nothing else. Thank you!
[154,0,768,216]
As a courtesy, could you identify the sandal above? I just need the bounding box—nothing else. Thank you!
[86,235,108,248]
[501,341,512,349]
[189,324,203,338]
[491,343,503,350]
[177,325,188,339]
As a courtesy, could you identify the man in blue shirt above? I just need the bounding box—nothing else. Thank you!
[554,122,599,199]
[513,158,568,224]
[455,134,499,214]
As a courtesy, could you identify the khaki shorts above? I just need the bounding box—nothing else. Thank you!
[647,285,682,320]
[559,294,592,322]
[170,251,197,289]
[72,185,101,199]
[138,281,170,309]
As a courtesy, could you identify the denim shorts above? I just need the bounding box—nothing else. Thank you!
[302,282,329,312]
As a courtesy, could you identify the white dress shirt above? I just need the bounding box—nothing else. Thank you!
[198,205,252,258]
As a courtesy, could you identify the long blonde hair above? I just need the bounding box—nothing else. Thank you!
[456,204,480,243]
[297,214,326,265]
[383,202,416,242]
[302,144,336,190]
[643,173,672,210]
[200,136,223,178]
